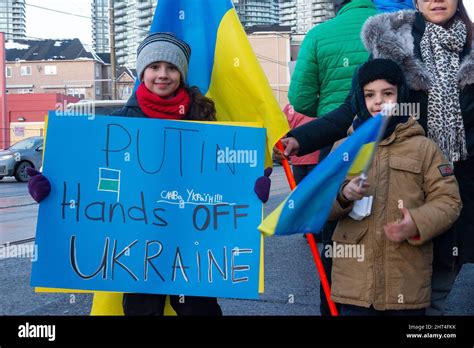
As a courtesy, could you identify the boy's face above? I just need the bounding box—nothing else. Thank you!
[363,79,398,116]
[143,61,181,99]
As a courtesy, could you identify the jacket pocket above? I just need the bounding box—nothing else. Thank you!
[332,218,368,244]
[386,241,433,305]
[389,156,422,174]
[388,155,424,221]
[330,218,369,302]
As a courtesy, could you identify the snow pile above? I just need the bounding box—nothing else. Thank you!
[5,40,29,50]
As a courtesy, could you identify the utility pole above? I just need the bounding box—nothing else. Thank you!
[108,0,117,100]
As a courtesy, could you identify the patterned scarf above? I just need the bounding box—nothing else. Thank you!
[136,82,190,120]
[420,18,468,162]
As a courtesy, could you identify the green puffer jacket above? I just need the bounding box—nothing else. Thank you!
[288,0,377,118]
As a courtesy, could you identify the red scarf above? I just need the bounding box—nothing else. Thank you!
[136,82,190,119]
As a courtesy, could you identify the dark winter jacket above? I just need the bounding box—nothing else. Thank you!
[290,11,474,264]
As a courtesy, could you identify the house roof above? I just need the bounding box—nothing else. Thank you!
[97,53,111,64]
[5,38,105,64]
[117,66,137,80]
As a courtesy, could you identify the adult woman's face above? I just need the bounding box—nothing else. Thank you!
[417,0,459,26]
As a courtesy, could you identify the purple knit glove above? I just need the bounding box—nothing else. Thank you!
[254,167,272,203]
[26,167,51,203]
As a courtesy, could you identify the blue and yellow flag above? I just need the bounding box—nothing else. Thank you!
[149,0,290,168]
[258,115,384,236]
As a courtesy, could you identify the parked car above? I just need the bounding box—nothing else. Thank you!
[0,136,44,182]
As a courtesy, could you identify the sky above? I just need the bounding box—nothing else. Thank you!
[24,0,474,49]
[26,0,93,46]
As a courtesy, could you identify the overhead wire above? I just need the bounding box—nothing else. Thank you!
[25,2,148,33]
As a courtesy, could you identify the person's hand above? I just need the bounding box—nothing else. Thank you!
[342,176,370,201]
[26,167,51,203]
[273,137,300,161]
[254,167,272,203]
[384,207,419,242]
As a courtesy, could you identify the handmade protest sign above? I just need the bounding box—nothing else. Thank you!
[31,112,265,299]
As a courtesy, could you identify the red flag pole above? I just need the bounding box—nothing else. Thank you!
[276,140,339,316]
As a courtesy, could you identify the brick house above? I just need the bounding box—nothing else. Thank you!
[5,38,110,100]
[116,66,136,100]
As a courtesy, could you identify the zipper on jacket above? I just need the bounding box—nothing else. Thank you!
[371,146,379,307]
[384,146,391,308]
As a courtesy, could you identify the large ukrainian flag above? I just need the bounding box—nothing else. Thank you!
[259,115,384,236]
[148,0,289,168]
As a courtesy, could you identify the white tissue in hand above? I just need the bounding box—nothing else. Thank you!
[349,196,373,221]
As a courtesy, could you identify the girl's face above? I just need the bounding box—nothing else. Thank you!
[416,0,459,26]
[363,79,398,116]
[143,61,181,99]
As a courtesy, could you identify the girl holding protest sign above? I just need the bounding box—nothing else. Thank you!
[27,32,271,315]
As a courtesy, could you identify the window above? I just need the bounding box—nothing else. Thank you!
[96,86,101,95]
[20,66,31,76]
[6,66,12,78]
[122,86,132,98]
[67,88,86,99]
[44,65,57,75]
[8,138,37,150]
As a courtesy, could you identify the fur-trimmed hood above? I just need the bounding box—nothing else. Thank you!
[361,10,474,91]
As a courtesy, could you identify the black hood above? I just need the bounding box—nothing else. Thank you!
[351,58,410,139]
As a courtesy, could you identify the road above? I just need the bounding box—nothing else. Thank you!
[0,177,37,245]
[0,168,473,315]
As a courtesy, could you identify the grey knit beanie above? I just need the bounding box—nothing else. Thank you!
[136,33,191,82]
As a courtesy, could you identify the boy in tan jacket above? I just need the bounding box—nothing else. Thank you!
[329,59,462,315]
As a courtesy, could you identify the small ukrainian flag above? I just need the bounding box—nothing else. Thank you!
[259,114,385,237]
